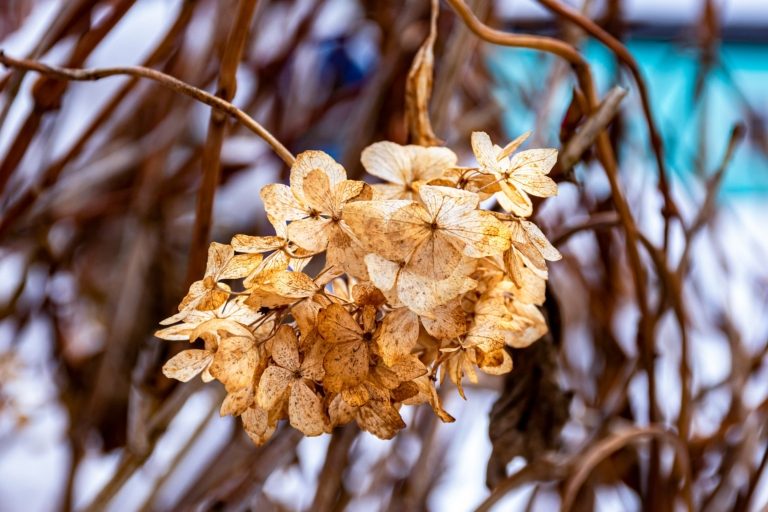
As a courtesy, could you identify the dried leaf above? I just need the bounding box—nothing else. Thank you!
[405,0,441,146]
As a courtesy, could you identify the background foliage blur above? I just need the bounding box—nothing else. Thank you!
[1,0,767,510]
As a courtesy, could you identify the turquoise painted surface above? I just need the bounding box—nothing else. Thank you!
[488,40,768,195]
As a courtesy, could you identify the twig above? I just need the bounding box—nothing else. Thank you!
[138,402,219,511]
[536,0,677,247]
[0,51,295,167]
[0,0,199,238]
[552,211,620,246]
[185,0,261,285]
[311,424,358,512]
[559,86,627,171]
[561,426,694,512]
[0,0,137,196]
[474,459,565,512]
[444,0,661,499]
[677,124,745,279]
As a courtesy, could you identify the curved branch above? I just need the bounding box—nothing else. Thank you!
[444,0,598,115]
[444,1,663,497]
[186,0,261,285]
[0,50,295,167]
[562,426,694,512]
[536,0,675,220]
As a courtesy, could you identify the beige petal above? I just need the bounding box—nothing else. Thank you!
[420,298,468,339]
[290,150,347,202]
[382,201,433,260]
[418,185,479,217]
[204,242,234,277]
[401,376,452,421]
[512,170,558,198]
[260,183,307,222]
[218,253,264,280]
[370,365,401,390]
[318,303,363,344]
[289,380,328,436]
[510,148,557,176]
[231,234,285,253]
[242,405,276,446]
[407,230,465,280]
[498,131,532,159]
[326,227,369,281]
[301,168,335,213]
[323,341,368,391]
[496,183,533,218]
[351,282,387,307]
[361,141,412,185]
[503,246,525,287]
[390,381,419,402]
[343,200,424,260]
[341,383,371,407]
[376,307,419,366]
[300,337,328,381]
[397,262,477,317]
[243,250,290,288]
[264,270,318,299]
[442,209,511,258]
[521,220,561,261]
[333,179,367,210]
[387,355,428,381]
[220,387,253,416]
[197,285,231,312]
[477,348,513,375]
[209,335,259,392]
[158,309,191,326]
[372,183,410,200]
[162,349,212,382]
[357,400,406,440]
[364,254,401,294]
[191,317,253,341]
[155,323,195,341]
[256,365,294,411]
[471,131,502,173]
[328,393,357,427]
[270,325,300,372]
[508,302,548,348]
[407,145,457,182]
[287,216,333,252]
[292,299,321,340]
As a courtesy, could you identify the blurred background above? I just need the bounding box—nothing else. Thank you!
[1,0,767,510]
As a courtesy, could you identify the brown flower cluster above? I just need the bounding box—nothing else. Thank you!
[157,132,560,442]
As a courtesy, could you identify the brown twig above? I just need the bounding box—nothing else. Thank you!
[677,124,745,280]
[0,51,295,168]
[185,0,261,285]
[552,211,621,246]
[561,426,694,512]
[474,459,565,512]
[559,85,628,171]
[0,1,199,237]
[0,0,137,196]
[445,0,661,501]
[536,0,678,247]
[311,424,358,512]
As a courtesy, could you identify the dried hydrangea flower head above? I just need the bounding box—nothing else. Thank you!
[157,132,560,442]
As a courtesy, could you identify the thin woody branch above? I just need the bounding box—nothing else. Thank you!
[559,85,628,170]
[186,0,261,285]
[0,50,296,168]
[443,2,664,499]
